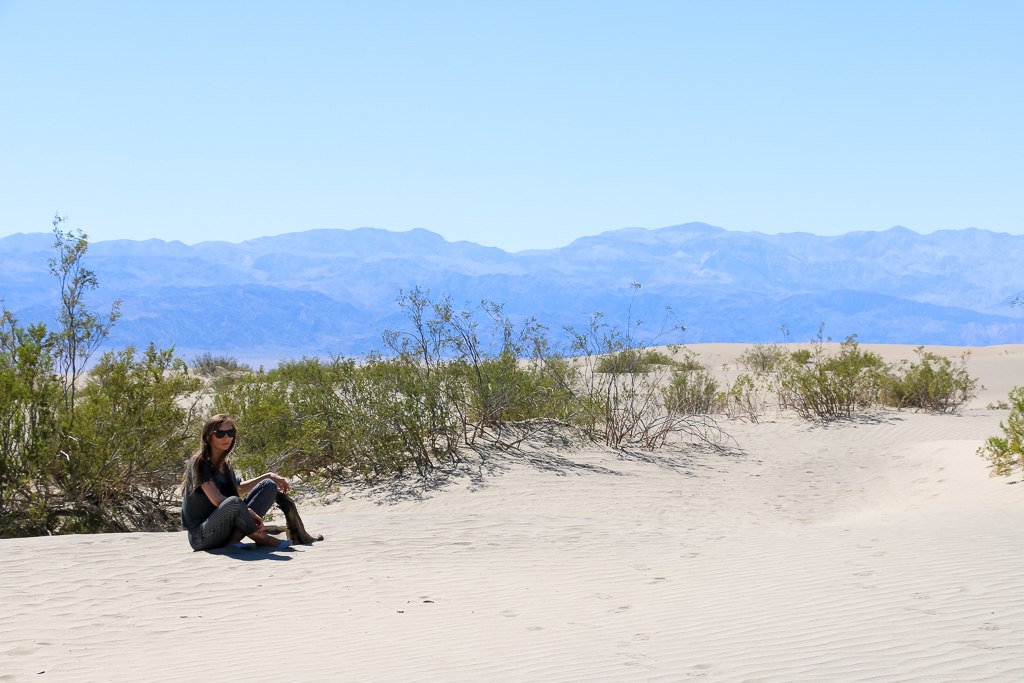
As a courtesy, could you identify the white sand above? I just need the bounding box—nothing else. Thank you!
[2,345,1022,682]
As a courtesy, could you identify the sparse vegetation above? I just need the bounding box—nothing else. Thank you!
[595,349,682,374]
[1,217,196,537]
[738,344,787,373]
[778,334,887,420]
[978,387,1024,478]
[879,347,977,413]
[59,344,201,532]
[190,352,251,377]
[723,370,771,423]
[2,220,991,537]
[724,328,978,423]
[664,367,722,416]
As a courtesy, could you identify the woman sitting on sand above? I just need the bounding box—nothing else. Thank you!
[181,414,292,550]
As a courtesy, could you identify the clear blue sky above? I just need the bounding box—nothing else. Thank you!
[1,1,1021,251]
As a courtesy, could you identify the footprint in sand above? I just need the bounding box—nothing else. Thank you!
[501,609,518,618]
[608,605,631,614]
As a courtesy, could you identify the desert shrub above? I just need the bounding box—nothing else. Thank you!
[561,289,725,449]
[379,288,465,465]
[880,348,976,413]
[358,355,461,474]
[46,217,198,534]
[778,335,886,420]
[791,349,811,364]
[664,367,722,415]
[738,344,788,373]
[214,291,581,481]
[47,214,121,422]
[595,348,681,374]
[215,353,460,483]
[216,289,470,482]
[213,366,297,477]
[61,344,202,532]
[1,313,200,536]
[1,219,201,537]
[0,313,62,536]
[978,387,1024,477]
[190,352,251,377]
[724,372,773,422]
[448,300,571,444]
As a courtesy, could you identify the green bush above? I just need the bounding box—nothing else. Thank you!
[214,290,581,482]
[190,352,251,377]
[978,387,1024,478]
[596,349,681,374]
[0,314,62,536]
[62,344,201,532]
[215,353,461,483]
[724,372,771,422]
[738,344,788,373]
[1,313,199,536]
[665,367,722,415]
[880,347,977,413]
[778,336,886,420]
[561,295,724,448]
[1,218,197,537]
[448,300,575,443]
[791,349,811,364]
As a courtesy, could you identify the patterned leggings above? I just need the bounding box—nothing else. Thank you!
[187,479,278,551]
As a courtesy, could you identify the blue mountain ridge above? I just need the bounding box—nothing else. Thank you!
[1,223,1021,357]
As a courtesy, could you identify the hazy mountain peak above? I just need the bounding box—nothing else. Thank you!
[2,224,1020,355]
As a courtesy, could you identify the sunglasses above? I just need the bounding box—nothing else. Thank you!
[213,428,236,439]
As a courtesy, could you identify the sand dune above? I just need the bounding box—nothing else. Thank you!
[2,346,1022,682]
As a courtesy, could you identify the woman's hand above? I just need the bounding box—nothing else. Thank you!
[248,508,265,533]
[238,472,291,496]
[266,472,290,494]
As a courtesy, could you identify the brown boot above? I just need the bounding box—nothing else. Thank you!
[275,492,324,545]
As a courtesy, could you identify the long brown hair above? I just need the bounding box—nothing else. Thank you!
[181,414,239,496]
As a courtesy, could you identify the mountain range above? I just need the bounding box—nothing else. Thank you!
[2,223,1022,360]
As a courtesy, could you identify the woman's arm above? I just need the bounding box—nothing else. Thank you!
[237,472,290,496]
[200,480,228,507]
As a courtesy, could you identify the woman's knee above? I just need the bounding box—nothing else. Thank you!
[220,496,245,513]
[255,478,279,493]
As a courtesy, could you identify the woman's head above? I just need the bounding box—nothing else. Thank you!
[181,414,238,494]
[201,414,237,458]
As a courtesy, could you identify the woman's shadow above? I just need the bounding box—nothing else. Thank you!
[203,542,296,561]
